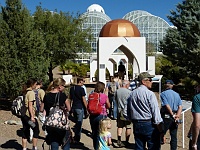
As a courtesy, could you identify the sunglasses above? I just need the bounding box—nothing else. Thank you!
[144,78,152,82]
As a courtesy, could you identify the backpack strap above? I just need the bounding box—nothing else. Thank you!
[54,92,60,107]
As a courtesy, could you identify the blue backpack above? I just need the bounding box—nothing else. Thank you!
[34,89,40,113]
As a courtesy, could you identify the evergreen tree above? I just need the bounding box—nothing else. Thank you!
[160,0,200,82]
[0,0,49,97]
[33,7,93,81]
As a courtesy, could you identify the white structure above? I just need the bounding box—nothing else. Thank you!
[80,4,170,56]
[81,4,111,54]
[62,75,73,85]
[90,19,156,83]
[97,37,147,83]
[90,54,128,82]
[87,4,105,14]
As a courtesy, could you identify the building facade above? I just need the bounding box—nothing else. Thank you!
[78,4,171,63]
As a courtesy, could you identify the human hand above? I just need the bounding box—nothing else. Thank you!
[84,110,89,119]
[192,144,197,150]
[31,117,35,122]
[173,114,180,120]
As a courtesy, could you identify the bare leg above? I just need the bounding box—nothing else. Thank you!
[117,127,125,147]
[22,138,27,149]
[32,137,38,148]
[125,128,131,142]
[117,127,123,137]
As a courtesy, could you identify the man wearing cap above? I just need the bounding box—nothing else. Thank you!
[160,80,182,150]
[127,72,164,150]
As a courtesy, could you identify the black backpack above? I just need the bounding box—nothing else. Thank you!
[11,95,27,118]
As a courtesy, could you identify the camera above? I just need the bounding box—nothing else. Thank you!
[28,120,36,128]
[175,119,183,124]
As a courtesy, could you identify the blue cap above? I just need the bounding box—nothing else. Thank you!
[165,80,174,85]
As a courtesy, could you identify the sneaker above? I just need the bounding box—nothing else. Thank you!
[117,140,125,148]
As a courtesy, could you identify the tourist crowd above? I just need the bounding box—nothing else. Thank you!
[19,71,199,150]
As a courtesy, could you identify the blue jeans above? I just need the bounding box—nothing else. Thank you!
[133,121,161,150]
[89,115,107,150]
[51,141,70,150]
[108,95,117,119]
[73,108,84,142]
[163,118,178,150]
[49,129,70,150]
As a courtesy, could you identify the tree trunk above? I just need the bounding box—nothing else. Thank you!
[48,63,53,82]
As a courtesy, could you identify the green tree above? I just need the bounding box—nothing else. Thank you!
[0,0,49,97]
[155,55,185,84]
[33,7,93,81]
[59,60,74,75]
[60,61,89,77]
[160,0,200,82]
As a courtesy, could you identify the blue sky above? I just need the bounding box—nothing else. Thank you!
[0,0,183,25]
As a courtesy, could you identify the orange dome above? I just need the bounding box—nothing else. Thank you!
[99,19,140,37]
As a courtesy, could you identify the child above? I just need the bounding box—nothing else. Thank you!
[98,118,112,150]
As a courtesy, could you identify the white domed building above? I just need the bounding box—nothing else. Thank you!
[79,4,170,64]
[80,4,111,54]
[123,10,170,51]
[73,4,170,84]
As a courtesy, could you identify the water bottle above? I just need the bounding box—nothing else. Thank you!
[28,120,36,128]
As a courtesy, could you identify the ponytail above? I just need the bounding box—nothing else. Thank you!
[46,77,66,92]
[46,81,54,92]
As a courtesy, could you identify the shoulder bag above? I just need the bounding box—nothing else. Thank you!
[43,92,69,130]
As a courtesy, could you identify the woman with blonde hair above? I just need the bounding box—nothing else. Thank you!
[40,77,71,150]
[89,81,110,150]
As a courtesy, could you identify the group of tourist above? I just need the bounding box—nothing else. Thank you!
[19,71,200,150]
[21,77,71,150]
